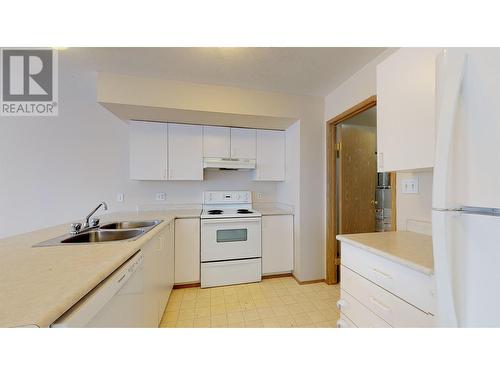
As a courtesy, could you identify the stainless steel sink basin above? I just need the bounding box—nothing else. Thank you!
[60,229,145,243]
[33,219,163,247]
[100,220,162,230]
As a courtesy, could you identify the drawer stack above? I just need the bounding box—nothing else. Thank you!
[337,242,435,328]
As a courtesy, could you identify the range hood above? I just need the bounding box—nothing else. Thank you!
[203,157,256,170]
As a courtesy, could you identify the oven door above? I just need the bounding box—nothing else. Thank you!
[201,217,262,262]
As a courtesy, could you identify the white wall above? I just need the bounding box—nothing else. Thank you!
[325,48,434,233]
[325,49,396,120]
[396,170,433,230]
[0,57,278,238]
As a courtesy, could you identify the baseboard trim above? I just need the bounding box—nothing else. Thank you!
[262,272,293,279]
[292,274,326,285]
[173,282,201,289]
[173,274,324,288]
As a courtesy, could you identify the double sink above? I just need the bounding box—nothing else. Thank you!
[34,220,162,247]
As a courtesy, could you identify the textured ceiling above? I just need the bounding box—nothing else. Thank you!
[64,47,387,97]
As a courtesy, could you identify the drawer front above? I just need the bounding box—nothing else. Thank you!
[337,289,391,328]
[201,258,261,288]
[337,313,357,328]
[341,266,434,327]
[341,242,435,314]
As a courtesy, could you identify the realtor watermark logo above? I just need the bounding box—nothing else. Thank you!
[1,48,58,116]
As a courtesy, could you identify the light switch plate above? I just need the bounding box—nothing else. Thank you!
[257,192,263,199]
[156,192,166,201]
[401,178,419,194]
[116,193,124,202]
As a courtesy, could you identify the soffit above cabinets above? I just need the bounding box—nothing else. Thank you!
[96,72,311,130]
[100,102,297,130]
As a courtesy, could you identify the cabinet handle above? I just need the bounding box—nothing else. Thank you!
[372,267,393,279]
[369,296,391,312]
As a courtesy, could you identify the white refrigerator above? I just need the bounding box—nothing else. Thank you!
[433,48,500,327]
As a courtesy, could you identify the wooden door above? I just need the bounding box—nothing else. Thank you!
[339,124,377,234]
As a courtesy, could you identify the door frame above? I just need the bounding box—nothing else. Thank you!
[325,95,397,284]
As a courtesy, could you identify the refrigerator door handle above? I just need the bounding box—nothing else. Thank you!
[432,49,467,210]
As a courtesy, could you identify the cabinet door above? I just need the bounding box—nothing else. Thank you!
[376,48,441,172]
[230,128,256,159]
[168,123,203,180]
[142,236,162,326]
[254,129,285,181]
[203,126,230,158]
[174,218,200,284]
[166,221,175,294]
[158,222,175,319]
[262,215,294,275]
[129,121,167,180]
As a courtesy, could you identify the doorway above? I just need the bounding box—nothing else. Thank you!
[326,96,396,284]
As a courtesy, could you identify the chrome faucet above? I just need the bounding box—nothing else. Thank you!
[70,201,108,234]
[84,201,108,229]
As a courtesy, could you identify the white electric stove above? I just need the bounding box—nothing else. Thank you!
[200,191,262,288]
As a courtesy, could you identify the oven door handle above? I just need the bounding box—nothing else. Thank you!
[202,217,262,225]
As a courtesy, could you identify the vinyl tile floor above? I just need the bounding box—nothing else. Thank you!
[160,277,340,328]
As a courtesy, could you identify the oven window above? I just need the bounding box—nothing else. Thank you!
[216,228,248,243]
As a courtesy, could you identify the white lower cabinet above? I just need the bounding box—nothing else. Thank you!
[262,215,294,275]
[158,221,174,319]
[341,266,433,327]
[338,290,391,328]
[142,221,175,327]
[338,242,435,328]
[174,218,200,284]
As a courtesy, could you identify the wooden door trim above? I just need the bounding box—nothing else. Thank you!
[326,95,377,285]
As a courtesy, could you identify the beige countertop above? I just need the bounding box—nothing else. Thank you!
[253,203,294,216]
[0,209,200,328]
[336,231,434,275]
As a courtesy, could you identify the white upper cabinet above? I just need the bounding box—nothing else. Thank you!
[230,128,256,159]
[254,129,285,181]
[129,121,167,180]
[376,48,442,172]
[203,126,230,158]
[168,123,203,180]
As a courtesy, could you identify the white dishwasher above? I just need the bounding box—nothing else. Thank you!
[51,251,146,328]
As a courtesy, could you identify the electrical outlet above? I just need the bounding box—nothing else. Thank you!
[116,193,124,202]
[401,178,419,194]
[156,192,166,201]
[257,193,263,200]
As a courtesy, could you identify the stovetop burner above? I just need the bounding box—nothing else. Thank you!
[237,209,253,214]
[208,209,223,215]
